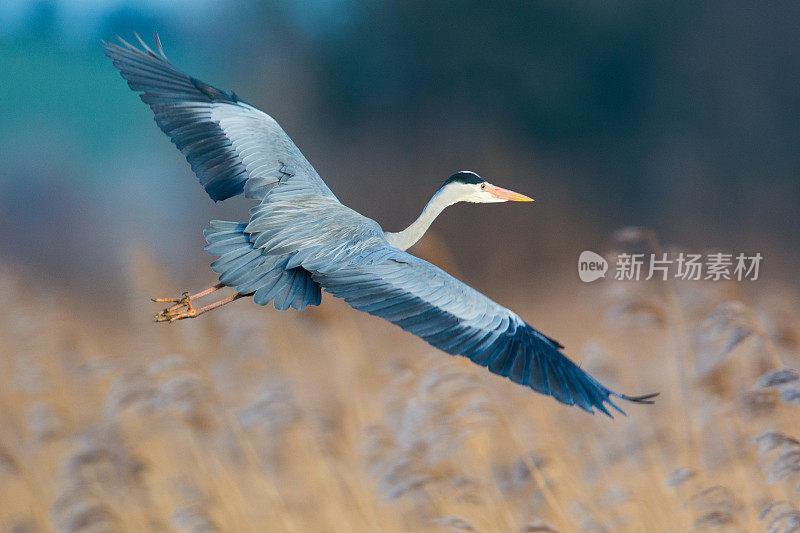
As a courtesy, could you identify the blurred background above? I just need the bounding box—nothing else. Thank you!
[2,2,800,532]
[2,0,799,304]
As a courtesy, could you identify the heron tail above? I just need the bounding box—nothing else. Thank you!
[203,220,322,310]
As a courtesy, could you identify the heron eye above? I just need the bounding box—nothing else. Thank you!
[480,183,486,190]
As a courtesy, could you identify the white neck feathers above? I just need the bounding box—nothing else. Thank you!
[384,187,460,251]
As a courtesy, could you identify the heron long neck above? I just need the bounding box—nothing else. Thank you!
[384,188,457,251]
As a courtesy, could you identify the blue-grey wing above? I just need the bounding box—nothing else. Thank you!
[104,34,335,203]
[308,247,656,416]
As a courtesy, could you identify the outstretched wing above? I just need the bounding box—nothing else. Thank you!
[103,33,335,203]
[307,247,656,416]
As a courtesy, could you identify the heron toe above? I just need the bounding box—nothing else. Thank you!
[153,292,196,322]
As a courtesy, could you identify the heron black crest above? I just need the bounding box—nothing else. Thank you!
[443,171,484,187]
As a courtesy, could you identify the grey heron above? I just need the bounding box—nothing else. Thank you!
[105,34,656,416]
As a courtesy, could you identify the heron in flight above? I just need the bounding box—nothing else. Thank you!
[105,34,656,416]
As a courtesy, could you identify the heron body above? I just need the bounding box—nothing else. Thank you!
[105,34,656,416]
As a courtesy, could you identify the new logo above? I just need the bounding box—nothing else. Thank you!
[578,251,608,282]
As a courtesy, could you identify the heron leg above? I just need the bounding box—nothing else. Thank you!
[153,283,243,323]
[152,282,225,312]
[155,293,244,323]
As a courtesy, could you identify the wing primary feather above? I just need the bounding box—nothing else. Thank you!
[133,31,156,56]
[153,31,167,59]
[617,392,659,404]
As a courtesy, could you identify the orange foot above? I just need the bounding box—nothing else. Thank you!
[152,291,198,322]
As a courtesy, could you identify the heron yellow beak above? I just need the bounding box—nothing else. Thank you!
[486,184,534,202]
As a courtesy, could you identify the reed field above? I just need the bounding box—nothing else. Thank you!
[1,230,799,533]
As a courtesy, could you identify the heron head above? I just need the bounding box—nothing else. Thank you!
[440,171,534,204]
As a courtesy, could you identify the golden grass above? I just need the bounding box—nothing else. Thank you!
[1,238,799,532]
